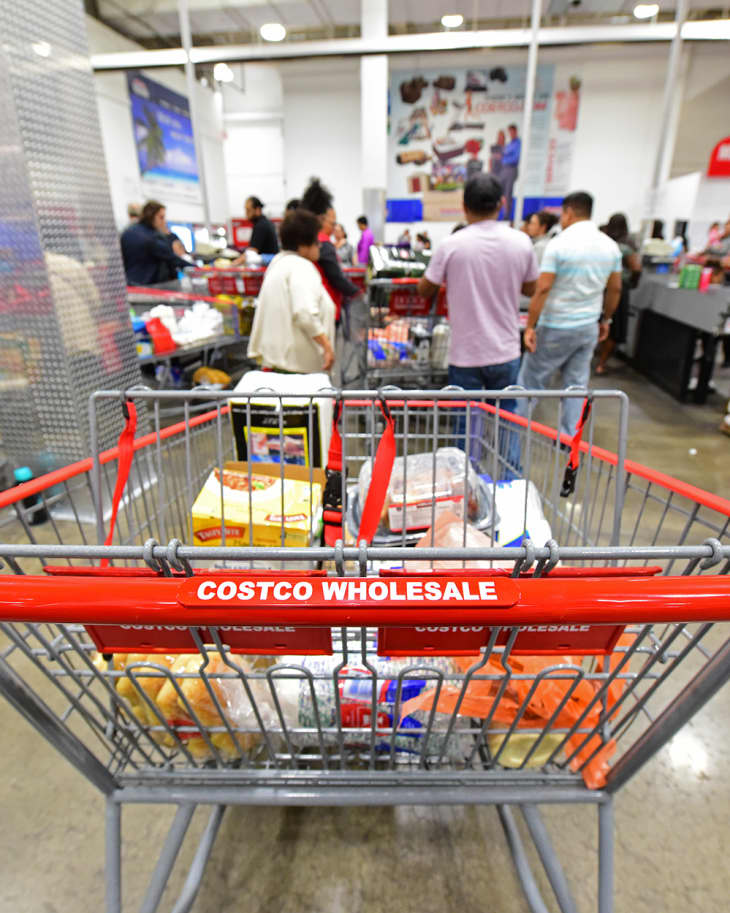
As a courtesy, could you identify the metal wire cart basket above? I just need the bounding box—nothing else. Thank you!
[1,386,728,913]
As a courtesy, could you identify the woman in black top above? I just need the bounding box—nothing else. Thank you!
[120,200,190,285]
[300,178,360,323]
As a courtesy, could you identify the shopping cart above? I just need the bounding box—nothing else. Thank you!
[186,266,265,298]
[365,278,450,388]
[1,386,729,913]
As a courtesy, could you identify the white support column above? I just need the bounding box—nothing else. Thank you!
[360,0,388,243]
[512,0,542,227]
[178,0,212,234]
[650,0,689,198]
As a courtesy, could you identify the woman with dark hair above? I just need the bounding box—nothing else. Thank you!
[300,177,359,322]
[333,223,354,265]
[120,200,190,285]
[596,213,642,374]
[247,209,335,374]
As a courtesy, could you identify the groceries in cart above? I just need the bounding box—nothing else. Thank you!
[354,448,496,543]
[367,318,450,371]
[191,462,324,547]
[104,652,276,762]
[401,638,635,788]
[369,244,428,278]
[274,654,469,759]
[230,371,334,468]
[373,481,552,561]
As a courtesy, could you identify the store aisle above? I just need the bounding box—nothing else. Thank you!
[1,362,728,913]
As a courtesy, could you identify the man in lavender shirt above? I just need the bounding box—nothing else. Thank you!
[417,173,538,417]
[356,215,375,265]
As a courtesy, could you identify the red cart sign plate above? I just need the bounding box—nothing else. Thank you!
[85,623,332,656]
[378,623,625,657]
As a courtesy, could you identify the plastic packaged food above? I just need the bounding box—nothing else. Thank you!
[272,654,468,758]
[107,652,273,761]
[414,509,496,564]
[357,447,488,534]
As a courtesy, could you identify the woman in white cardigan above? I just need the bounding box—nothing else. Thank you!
[248,209,336,374]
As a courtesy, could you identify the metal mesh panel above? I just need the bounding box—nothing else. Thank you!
[0,0,141,470]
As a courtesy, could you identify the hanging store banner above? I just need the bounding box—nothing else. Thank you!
[387,65,581,222]
[127,72,201,206]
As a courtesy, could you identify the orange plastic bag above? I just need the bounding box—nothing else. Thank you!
[401,634,635,788]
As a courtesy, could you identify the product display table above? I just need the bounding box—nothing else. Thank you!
[631,275,730,403]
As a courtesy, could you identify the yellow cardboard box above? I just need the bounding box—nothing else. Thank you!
[191,462,325,548]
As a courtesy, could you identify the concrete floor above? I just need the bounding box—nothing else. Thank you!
[0,360,728,913]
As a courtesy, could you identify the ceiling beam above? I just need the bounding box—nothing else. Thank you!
[90,19,730,70]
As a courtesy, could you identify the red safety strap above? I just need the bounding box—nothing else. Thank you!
[101,401,137,566]
[323,397,396,545]
[357,400,396,543]
[561,396,593,497]
[327,397,344,473]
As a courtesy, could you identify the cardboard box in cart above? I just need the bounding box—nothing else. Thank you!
[191,462,325,548]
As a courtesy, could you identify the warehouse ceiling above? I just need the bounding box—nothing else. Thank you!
[90,0,730,49]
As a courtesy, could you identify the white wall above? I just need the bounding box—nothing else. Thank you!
[86,16,228,230]
[281,61,363,239]
[221,64,286,219]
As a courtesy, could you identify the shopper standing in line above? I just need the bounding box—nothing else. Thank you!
[356,216,375,265]
[333,223,354,265]
[516,191,622,439]
[500,124,521,222]
[232,196,279,262]
[596,213,642,375]
[120,200,191,286]
[247,209,335,374]
[123,203,141,231]
[704,217,730,258]
[300,178,360,323]
[489,129,505,180]
[526,210,560,265]
[417,173,538,409]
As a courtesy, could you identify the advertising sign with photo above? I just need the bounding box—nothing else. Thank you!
[127,72,201,205]
[388,65,581,221]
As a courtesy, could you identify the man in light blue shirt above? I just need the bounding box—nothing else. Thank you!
[516,191,622,438]
[500,124,521,221]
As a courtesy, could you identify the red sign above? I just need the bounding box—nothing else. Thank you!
[85,623,332,656]
[231,218,252,248]
[707,136,730,178]
[378,622,625,657]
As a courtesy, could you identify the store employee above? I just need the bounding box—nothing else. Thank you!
[232,196,279,262]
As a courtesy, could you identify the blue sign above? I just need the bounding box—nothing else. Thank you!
[127,72,199,185]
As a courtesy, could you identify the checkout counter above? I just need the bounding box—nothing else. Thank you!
[628,275,730,403]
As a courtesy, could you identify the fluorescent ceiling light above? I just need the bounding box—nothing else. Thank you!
[31,41,51,57]
[213,61,234,82]
[260,22,286,42]
[441,14,464,29]
[633,3,659,18]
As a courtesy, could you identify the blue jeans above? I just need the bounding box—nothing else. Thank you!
[448,358,521,475]
[516,323,599,438]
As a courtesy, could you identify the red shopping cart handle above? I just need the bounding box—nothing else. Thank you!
[2,573,729,627]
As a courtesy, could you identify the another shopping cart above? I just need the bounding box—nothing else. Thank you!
[363,279,449,388]
[0,386,728,913]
